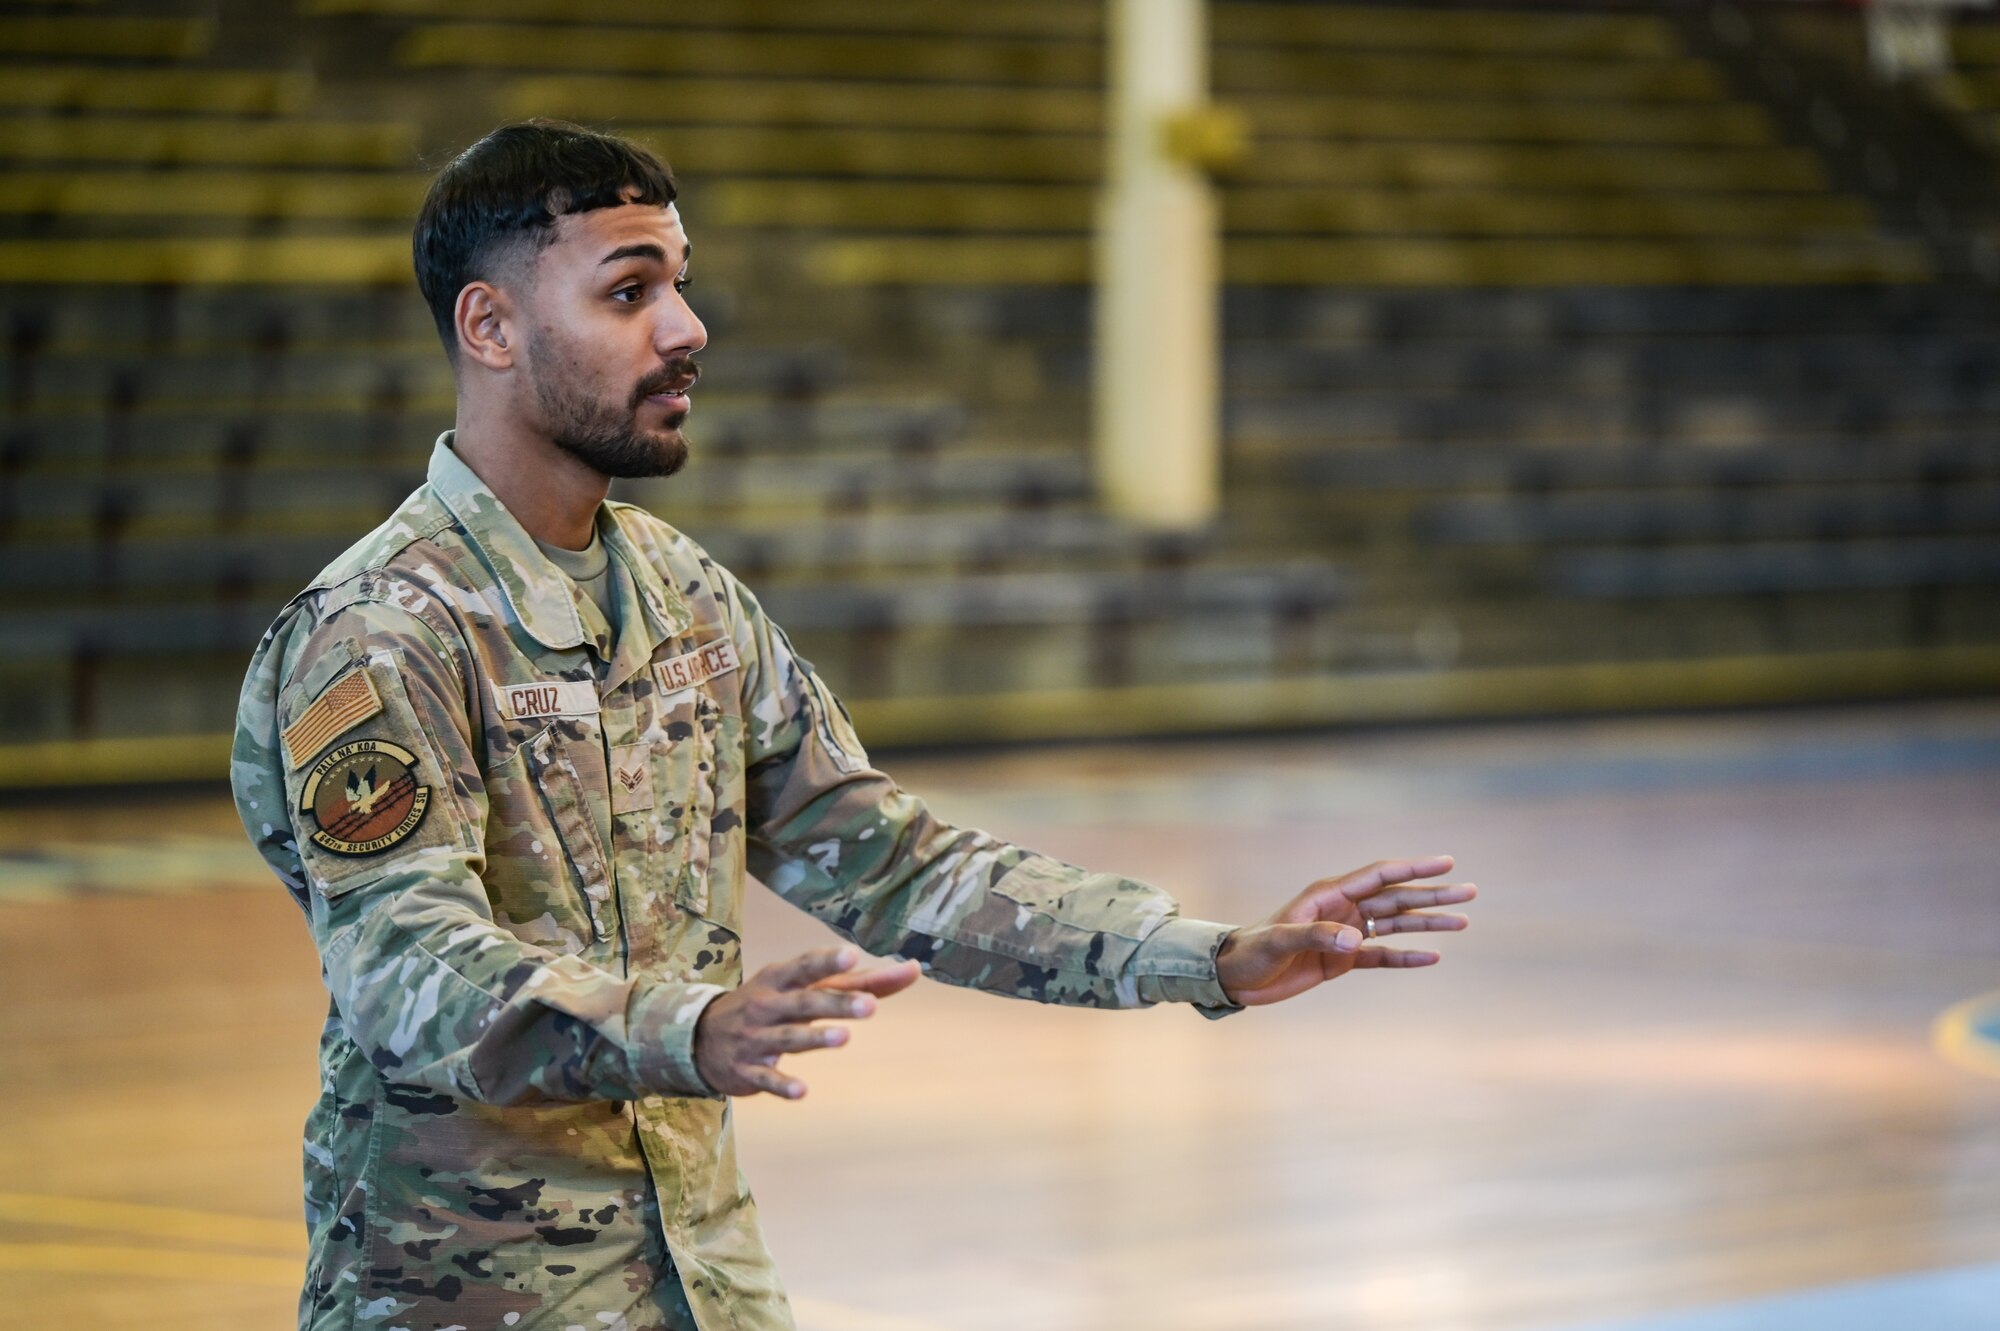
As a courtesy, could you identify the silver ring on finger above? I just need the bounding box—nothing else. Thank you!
[1363,914,1378,939]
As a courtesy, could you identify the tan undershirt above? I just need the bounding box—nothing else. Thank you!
[534,529,617,630]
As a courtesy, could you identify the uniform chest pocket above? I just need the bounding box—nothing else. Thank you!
[648,688,724,921]
[522,720,614,944]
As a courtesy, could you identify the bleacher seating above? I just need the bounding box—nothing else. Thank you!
[373,0,1928,288]
[1,0,1995,778]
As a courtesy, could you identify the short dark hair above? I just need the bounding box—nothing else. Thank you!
[413,119,678,357]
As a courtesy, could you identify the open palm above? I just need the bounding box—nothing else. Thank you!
[1214,855,1476,1006]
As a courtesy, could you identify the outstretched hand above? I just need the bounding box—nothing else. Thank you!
[693,945,922,1099]
[1214,856,1476,1007]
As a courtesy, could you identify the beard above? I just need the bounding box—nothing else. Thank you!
[528,328,698,480]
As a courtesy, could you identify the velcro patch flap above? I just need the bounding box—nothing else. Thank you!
[283,666,384,770]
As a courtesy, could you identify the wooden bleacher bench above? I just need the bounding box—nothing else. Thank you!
[1271,438,2000,497]
[500,76,1103,133]
[1419,486,2000,547]
[0,171,425,223]
[1240,95,1775,146]
[1554,537,2000,599]
[305,0,1099,41]
[394,23,1103,84]
[0,14,209,60]
[805,235,1931,287]
[757,561,1345,635]
[1212,48,1726,102]
[0,237,410,284]
[0,115,417,169]
[0,65,311,116]
[1215,3,1679,58]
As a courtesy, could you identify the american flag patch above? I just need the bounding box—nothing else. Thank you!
[282,667,384,770]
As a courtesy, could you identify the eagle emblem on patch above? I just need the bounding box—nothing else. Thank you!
[299,738,431,857]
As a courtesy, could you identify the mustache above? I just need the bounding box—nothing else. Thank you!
[632,358,700,406]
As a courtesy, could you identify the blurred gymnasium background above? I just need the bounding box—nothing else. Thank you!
[1,1,1998,1328]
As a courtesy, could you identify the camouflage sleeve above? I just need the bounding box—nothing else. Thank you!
[231,593,728,1104]
[720,570,1244,1019]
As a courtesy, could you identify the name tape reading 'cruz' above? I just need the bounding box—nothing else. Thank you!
[493,679,600,721]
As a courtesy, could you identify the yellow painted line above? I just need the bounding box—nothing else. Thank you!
[0,838,269,900]
[0,1241,298,1287]
[0,237,410,286]
[1933,991,2000,1079]
[853,645,2000,746]
[0,733,231,789]
[0,1193,302,1253]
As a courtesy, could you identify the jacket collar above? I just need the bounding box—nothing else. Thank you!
[426,432,690,661]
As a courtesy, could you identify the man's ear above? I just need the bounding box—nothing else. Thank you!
[454,281,516,371]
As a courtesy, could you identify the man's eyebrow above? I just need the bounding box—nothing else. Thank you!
[598,242,691,267]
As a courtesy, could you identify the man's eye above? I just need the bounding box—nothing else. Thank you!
[613,285,644,303]
[674,275,692,293]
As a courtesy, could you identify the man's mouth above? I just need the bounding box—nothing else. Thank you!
[639,371,697,412]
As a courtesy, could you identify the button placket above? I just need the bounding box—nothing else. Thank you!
[523,720,614,945]
[599,680,655,969]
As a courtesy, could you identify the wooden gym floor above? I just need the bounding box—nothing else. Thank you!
[1,699,1996,1330]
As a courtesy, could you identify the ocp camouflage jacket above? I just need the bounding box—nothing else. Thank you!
[231,434,1241,1331]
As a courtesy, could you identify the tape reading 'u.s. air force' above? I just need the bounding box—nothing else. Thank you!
[652,637,740,697]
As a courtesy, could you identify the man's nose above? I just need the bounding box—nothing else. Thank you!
[660,301,706,357]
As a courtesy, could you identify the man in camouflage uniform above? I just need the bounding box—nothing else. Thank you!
[231,121,1476,1331]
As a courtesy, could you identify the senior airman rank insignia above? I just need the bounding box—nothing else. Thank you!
[299,738,431,856]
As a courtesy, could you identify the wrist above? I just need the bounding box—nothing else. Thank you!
[634,981,729,1100]
[1131,917,1242,1010]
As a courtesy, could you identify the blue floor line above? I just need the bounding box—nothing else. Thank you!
[1548,1262,2000,1331]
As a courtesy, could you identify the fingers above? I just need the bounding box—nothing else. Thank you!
[739,1062,806,1100]
[1262,921,1363,958]
[1368,910,1470,936]
[762,944,861,991]
[1353,946,1440,968]
[757,1023,850,1055]
[1306,856,1455,908]
[762,986,876,1023]
[811,958,923,998]
[701,946,911,1101]
[1367,883,1477,915]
